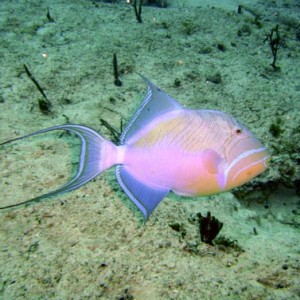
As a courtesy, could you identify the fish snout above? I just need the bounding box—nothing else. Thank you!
[225,137,269,189]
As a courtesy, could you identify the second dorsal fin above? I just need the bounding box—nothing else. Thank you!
[119,75,182,145]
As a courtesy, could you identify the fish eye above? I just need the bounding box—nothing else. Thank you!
[235,128,242,135]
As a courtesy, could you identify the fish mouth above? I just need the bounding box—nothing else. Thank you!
[230,147,269,180]
[222,138,269,190]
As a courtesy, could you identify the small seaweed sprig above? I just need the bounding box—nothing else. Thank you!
[23,64,52,114]
[264,25,281,70]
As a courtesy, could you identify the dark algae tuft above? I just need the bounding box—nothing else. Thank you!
[197,211,223,245]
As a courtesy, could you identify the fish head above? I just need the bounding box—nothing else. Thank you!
[214,112,269,191]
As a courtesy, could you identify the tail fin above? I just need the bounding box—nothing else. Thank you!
[0,124,116,210]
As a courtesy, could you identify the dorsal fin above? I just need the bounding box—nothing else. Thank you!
[119,75,182,144]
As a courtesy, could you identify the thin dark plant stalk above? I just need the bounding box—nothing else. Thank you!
[133,0,143,23]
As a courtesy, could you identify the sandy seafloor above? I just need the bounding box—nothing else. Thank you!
[0,0,299,299]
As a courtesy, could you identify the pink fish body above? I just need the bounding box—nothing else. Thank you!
[121,109,267,196]
[0,76,269,220]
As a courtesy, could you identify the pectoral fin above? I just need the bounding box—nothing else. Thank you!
[202,149,227,190]
[202,149,224,174]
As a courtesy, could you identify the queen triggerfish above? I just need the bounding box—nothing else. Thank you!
[0,76,269,220]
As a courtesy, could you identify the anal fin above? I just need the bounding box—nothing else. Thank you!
[116,165,169,220]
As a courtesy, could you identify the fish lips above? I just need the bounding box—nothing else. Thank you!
[221,138,269,190]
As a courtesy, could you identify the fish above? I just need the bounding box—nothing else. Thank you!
[0,75,269,220]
